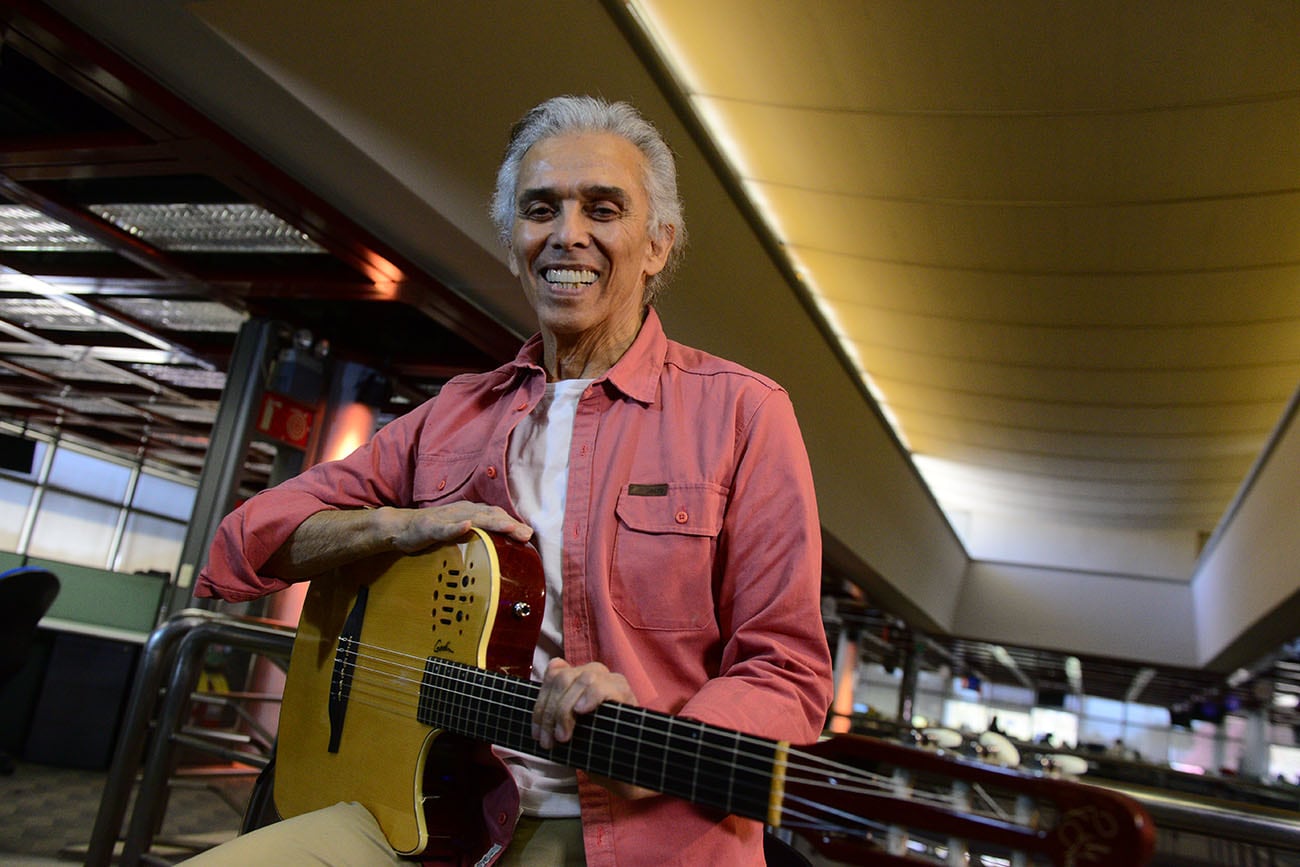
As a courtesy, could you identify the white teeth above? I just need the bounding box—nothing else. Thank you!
[545,268,597,285]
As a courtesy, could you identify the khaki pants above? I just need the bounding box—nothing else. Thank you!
[180,802,585,866]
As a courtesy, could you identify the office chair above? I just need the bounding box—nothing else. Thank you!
[0,565,61,775]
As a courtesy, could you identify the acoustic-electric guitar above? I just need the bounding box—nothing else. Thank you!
[274,528,1155,865]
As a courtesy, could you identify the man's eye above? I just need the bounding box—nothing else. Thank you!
[521,203,555,220]
[589,204,621,220]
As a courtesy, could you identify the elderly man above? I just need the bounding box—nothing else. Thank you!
[190,95,831,866]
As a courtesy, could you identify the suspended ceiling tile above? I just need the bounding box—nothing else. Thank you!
[0,391,40,408]
[41,394,148,417]
[0,205,105,251]
[128,363,227,391]
[0,296,104,330]
[768,190,1300,271]
[698,97,1300,207]
[14,355,139,384]
[98,297,246,333]
[836,308,1300,370]
[141,400,219,424]
[89,203,324,253]
[850,344,1299,405]
[805,261,1300,329]
[646,1,1300,110]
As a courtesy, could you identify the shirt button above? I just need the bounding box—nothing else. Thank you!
[486,466,498,479]
[675,511,689,524]
[497,811,508,825]
[437,479,446,491]
[515,401,528,411]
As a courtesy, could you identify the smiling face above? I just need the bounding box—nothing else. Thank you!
[508,131,674,379]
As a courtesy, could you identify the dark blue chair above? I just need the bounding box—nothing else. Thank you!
[0,566,60,774]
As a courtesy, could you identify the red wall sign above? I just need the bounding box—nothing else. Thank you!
[255,391,316,449]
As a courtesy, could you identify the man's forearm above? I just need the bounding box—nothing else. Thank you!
[263,508,399,581]
[261,502,534,582]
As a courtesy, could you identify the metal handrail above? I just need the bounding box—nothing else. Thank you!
[85,609,295,867]
[1096,779,1300,854]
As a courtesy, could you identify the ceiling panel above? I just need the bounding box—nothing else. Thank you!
[0,2,515,491]
[634,0,1300,545]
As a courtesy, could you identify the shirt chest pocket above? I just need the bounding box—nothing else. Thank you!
[413,454,481,506]
[611,482,727,630]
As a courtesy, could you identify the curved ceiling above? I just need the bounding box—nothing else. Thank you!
[628,0,1300,544]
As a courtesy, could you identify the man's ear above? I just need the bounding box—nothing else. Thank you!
[506,243,520,277]
[643,224,675,278]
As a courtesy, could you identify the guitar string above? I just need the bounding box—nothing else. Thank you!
[323,640,1050,842]
[336,672,1045,864]
[342,641,1030,829]
[333,650,1054,865]
[312,644,1055,864]
[341,645,865,819]
[346,641,1023,826]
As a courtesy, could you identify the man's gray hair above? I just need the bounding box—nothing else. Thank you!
[490,95,687,303]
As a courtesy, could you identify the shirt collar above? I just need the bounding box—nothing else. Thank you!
[500,308,667,405]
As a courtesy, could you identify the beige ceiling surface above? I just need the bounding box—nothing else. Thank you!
[632,0,1300,540]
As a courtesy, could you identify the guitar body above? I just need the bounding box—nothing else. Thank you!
[275,528,544,856]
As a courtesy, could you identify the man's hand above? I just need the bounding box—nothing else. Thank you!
[383,502,533,554]
[532,659,656,800]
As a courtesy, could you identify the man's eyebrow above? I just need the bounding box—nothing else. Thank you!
[581,184,629,203]
[517,186,558,204]
[516,184,630,204]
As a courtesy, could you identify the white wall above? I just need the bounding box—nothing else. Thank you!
[952,560,1198,665]
[1193,398,1300,667]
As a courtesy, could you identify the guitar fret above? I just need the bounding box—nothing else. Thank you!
[416,657,779,822]
[470,665,487,741]
[601,704,635,784]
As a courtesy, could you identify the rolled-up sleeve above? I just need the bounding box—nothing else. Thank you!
[195,404,429,602]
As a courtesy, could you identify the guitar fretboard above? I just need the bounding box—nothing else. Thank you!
[415,655,779,820]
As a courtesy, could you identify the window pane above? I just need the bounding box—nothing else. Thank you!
[132,470,196,521]
[944,699,989,733]
[48,445,130,501]
[1030,708,1079,749]
[0,477,35,550]
[0,436,45,482]
[987,708,1032,741]
[26,490,117,567]
[1081,695,1125,723]
[116,512,185,577]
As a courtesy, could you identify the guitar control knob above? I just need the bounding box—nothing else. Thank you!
[512,602,532,619]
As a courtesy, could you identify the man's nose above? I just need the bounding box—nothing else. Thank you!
[550,206,590,247]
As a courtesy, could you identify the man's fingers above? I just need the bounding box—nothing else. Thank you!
[531,660,634,750]
[390,503,532,552]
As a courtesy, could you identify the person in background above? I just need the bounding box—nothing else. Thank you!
[187,94,832,866]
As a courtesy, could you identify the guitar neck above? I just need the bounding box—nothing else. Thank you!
[417,655,781,821]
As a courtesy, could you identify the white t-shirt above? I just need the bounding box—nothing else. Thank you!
[495,378,591,817]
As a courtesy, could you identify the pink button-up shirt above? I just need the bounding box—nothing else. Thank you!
[198,309,832,866]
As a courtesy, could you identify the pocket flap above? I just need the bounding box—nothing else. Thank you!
[413,454,479,502]
[615,483,727,537]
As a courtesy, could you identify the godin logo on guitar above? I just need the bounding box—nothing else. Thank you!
[432,638,455,655]
[1057,804,1119,865]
